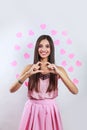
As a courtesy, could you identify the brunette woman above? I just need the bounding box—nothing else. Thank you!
[10,35,78,130]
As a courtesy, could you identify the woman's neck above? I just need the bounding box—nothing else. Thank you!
[40,58,48,63]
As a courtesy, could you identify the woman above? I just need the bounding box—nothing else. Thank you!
[10,35,78,130]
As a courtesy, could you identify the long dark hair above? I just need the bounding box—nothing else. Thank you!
[28,35,58,92]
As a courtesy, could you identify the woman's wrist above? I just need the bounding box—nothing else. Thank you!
[17,73,28,85]
[25,71,31,78]
[18,80,23,84]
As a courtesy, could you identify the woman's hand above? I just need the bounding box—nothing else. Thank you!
[45,62,59,74]
[25,61,44,77]
[44,62,78,94]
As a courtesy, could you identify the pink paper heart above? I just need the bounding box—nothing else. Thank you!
[62,30,68,36]
[24,53,30,59]
[28,30,34,36]
[40,24,46,29]
[14,45,21,50]
[66,38,72,44]
[61,60,67,67]
[11,60,17,66]
[51,30,57,35]
[76,60,82,66]
[16,74,19,78]
[68,66,74,72]
[25,81,28,87]
[73,78,79,84]
[54,40,60,45]
[16,32,22,38]
[27,43,34,48]
[60,49,66,55]
[68,53,75,59]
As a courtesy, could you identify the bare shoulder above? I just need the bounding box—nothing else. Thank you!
[25,64,32,70]
[23,64,33,72]
[57,66,65,71]
[56,65,68,76]
[20,64,32,75]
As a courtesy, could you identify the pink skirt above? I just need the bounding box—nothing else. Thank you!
[18,98,63,130]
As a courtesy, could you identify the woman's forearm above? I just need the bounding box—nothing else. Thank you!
[58,67,78,94]
[9,73,29,93]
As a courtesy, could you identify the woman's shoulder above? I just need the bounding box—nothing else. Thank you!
[56,65,68,76]
[25,64,32,68]
[21,64,33,75]
[24,64,33,71]
[56,65,65,71]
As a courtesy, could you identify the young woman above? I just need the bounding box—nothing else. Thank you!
[10,35,78,130]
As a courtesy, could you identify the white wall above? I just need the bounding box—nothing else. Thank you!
[0,0,87,130]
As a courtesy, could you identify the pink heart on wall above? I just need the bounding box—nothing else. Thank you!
[27,43,34,48]
[28,30,34,36]
[68,53,75,59]
[25,81,28,87]
[60,49,66,55]
[16,74,19,78]
[14,45,21,50]
[16,32,22,38]
[73,78,79,84]
[76,60,82,66]
[11,60,17,66]
[68,66,74,72]
[40,24,46,29]
[24,53,30,59]
[62,30,68,36]
[66,38,72,44]
[54,40,60,45]
[61,60,67,67]
[51,30,57,35]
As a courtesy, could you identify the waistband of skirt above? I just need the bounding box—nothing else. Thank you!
[29,98,56,104]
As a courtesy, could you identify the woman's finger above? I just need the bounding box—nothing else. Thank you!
[45,62,51,66]
[33,69,44,74]
[36,61,42,66]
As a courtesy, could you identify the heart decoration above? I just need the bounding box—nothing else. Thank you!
[76,60,82,67]
[68,66,74,72]
[40,24,46,29]
[60,49,66,55]
[54,40,60,45]
[73,78,79,84]
[14,45,21,50]
[62,30,68,36]
[66,38,72,44]
[27,43,34,48]
[28,30,34,36]
[16,32,22,38]
[11,60,17,66]
[24,53,30,59]
[51,30,57,35]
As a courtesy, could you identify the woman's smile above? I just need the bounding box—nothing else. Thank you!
[38,39,51,59]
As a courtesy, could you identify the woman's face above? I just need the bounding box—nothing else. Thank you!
[38,39,51,60]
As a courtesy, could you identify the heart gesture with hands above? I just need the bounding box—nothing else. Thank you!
[27,61,59,77]
[46,62,59,75]
[10,35,78,95]
[27,61,43,77]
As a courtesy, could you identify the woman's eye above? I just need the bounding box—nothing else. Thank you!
[38,44,50,48]
[38,45,43,48]
[46,45,50,48]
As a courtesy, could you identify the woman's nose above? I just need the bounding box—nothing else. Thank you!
[41,47,46,51]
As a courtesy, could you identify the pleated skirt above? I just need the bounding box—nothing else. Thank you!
[18,98,63,130]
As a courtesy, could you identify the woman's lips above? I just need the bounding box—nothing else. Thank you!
[40,52,47,55]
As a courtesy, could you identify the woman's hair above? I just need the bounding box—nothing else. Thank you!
[28,35,58,92]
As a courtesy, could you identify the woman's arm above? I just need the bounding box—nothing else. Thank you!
[42,62,78,94]
[9,64,32,93]
[57,66,78,94]
[9,61,43,93]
